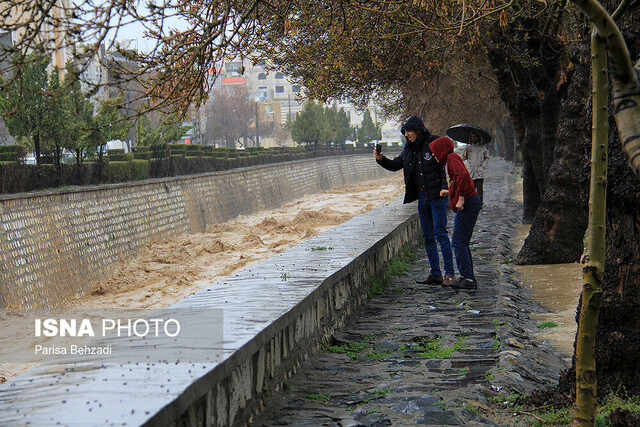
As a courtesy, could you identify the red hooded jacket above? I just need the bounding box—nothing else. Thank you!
[429,137,477,213]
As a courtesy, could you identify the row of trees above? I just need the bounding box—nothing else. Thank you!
[119,1,636,424]
[1,58,380,163]
[251,2,637,424]
[0,55,192,165]
[201,84,382,150]
[0,55,129,165]
[288,101,381,147]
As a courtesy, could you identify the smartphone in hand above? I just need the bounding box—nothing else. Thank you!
[375,143,382,155]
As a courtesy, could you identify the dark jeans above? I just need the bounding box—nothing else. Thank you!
[417,194,454,277]
[452,194,482,280]
[473,179,484,205]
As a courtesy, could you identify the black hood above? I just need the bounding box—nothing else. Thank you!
[400,115,430,136]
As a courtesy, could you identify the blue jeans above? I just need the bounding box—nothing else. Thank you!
[417,194,454,277]
[451,194,482,280]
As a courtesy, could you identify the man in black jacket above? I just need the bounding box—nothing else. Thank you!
[374,115,455,286]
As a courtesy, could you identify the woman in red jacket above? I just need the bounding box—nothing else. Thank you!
[430,136,482,290]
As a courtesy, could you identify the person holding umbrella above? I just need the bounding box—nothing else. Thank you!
[462,132,490,205]
[429,135,482,290]
[446,124,491,206]
[373,115,456,287]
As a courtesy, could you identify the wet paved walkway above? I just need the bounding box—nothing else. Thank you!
[252,158,567,426]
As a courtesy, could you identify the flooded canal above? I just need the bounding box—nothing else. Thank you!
[512,224,581,361]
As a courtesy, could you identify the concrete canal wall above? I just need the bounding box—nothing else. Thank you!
[0,154,390,309]
[0,198,421,426]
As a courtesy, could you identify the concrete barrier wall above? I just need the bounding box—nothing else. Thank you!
[0,199,420,426]
[0,154,391,309]
[164,205,420,426]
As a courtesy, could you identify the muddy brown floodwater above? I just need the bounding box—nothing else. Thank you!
[511,178,581,362]
[68,174,404,311]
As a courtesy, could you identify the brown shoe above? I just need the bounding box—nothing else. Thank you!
[443,275,456,287]
[416,275,444,285]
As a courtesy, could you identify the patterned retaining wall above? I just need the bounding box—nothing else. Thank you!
[0,154,391,309]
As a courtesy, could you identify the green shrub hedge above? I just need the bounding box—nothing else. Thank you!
[131,159,149,180]
[104,161,131,183]
[186,144,203,157]
[168,144,187,156]
[106,153,134,162]
[133,151,152,160]
[0,145,26,161]
[0,143,372,194]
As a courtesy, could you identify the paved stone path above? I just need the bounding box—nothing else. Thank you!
[252,158,567,426]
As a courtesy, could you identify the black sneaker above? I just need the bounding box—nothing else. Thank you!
[416,275,444,285]
[451,277,478,290]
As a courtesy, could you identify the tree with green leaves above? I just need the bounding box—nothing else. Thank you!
[320,105,338,146]
[58,64,97,164]
[89,94,133,162]
[356,110,381,145]
[41,67,67,165]
[137,113,190,148]
[0,57,100,166]
[0,54,50,164]
[289,101,332,150]
[334,107,351,145]
[41,65,99,166]
[322,105,352,146]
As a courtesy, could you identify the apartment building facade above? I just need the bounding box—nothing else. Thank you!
[211,59,397,145]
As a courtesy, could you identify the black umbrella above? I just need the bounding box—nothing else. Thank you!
[446,123,491,145]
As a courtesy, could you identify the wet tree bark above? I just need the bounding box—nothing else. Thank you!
[486,0,640,399]
[486,28,562,224]
[516,42,592,265]
[559,105,640,399]
[554,0,640,400]
[34,133,41,165]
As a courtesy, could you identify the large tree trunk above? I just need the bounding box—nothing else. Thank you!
[486,28,562,223]
[516,41,592,265]
[559,100,640,399]
[487,0,640,399]
[495,116,516,163]
[553,0,640,400]
[521,151,543,223]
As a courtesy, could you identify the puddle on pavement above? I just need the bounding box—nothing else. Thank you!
[513,224,581,358]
